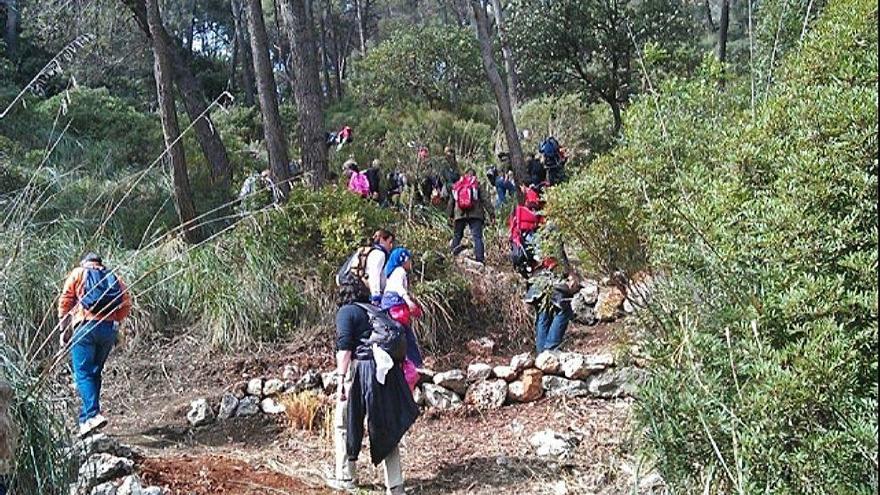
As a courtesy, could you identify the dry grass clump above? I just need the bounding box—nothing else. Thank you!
[280,391,333,439]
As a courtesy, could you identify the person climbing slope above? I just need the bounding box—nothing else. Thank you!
[345,161,371,198]
[329,275,419,494]
[448,169,494,264]
[336,229,395,306]
[58,253,132,437]
[381,247,424,392]
[509,186,546,278]
[524,250,580,353]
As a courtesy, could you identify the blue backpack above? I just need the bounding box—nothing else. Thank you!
[80,267,123,314]
[540,137,560,159]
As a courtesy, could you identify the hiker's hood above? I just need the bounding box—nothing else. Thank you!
[384,247,412,278]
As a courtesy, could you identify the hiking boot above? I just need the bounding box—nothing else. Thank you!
[78,413,107,437]
[325,477,357,493]
[387,485,407,495]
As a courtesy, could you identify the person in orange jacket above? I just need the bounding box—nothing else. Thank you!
[58,252,131,437]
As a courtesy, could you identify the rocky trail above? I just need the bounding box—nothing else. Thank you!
[71,264,662,495]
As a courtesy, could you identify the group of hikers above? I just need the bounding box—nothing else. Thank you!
[0,136,579,495]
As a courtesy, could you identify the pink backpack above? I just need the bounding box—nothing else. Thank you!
[348,172,370,197]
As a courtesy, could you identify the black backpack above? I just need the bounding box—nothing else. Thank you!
[355,303,407,362]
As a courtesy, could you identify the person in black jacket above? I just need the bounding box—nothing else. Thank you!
[328,275,419,495]
[526,153,546,186]
[365,159,383,203]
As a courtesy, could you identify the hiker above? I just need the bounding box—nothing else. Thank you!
[365,160,383,203]
[540,136,565,185]
[329,275,419,494]
[448,169,494,264]
[527,153,546,186]
[524,251,580,353]
[336,229,395,306]
[495,169,517,208]
[58,253,131,437]
[381,247,425,391]
[0,381,16,495]
[508,186,545,278]
[385,170,407,208]
[346,161,371,198]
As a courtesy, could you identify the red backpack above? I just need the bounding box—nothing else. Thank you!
[452,176,479,210]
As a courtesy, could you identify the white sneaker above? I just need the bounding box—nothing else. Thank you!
[78,414,108,437]
[388,485,407,495]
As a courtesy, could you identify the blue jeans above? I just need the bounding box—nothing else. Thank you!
[70,320,117,424]
[535,303,573,353]
[451,218,485,262]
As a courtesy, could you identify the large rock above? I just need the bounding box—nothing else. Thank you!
[535,351,563,375]
[465,380,508,409]
[528,430,581,458]
[571,282,600,325]
[433,370,468,395]
[90,482,117,495]
[510,353,535,373]
[262,378,285,396]
[260,397,287,415]
[587,367,646,399]
[579,279,600,305]
[560,352,614,380]
[186,399,214,427]
[296,369,323,392]
[143,488,164,495]
[235,395,260,417]
[541,376,590,398]
[492,366,518,382]
[79,454,134,490]
[508,369,544,403]
[246,378,264,397]
[117,476,143,495]
[217,394,239,421]
[595,286,626,321]
[422,384,462,410]
[74,433,133,460]
[466,337,496,358]
[466,363,493,382]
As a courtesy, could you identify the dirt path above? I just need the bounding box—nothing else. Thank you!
[100,320,640,494]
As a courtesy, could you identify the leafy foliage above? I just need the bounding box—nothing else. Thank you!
[548,0,878,491]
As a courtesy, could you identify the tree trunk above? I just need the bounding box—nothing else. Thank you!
[232,0,256,106]
[273,0,297,98]
[4,0,18,58]
[704,0,717,31]
[470,0,526,185]
[718,0,731,64]
[124,0,233,191]
[228,19,240,92]
[319,10,334,104]
[280,0,329,188]
[489,0,519,110]
[245,0,292,200]
[145,0,201,244]
[606,96,622,134]
[354,0,369,55]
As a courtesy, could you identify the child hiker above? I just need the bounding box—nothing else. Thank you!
[380,247,424,391]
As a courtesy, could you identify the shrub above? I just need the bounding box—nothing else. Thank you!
[547,0,878,492]
[514,94,616,163]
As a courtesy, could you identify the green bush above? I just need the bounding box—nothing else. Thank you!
[548,0,878,492]
[514,94,616,163]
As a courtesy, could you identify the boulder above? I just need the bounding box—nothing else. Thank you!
[74,433,132,460]
[492,366,518,382]
[262,378,285,396]
[235,395,260,417]
[433,370,468,395]
[416,367,436,385]
[579,279,600,304]
[321,372,339,395]
[217,394,239,421]
[143,488,164,495]
[595,286,626,321]
[508,369,544,403]
[560,352,614,380]
[246,378,264,397]
[587,367,646,399]
[466,337,496,358]
[465,380,508,409]
[466,363,493,382]
[510,353,535,373]
[541,376,590,398]
[90,482,117,495]
[117,476,143,495]
[282,365,299,381]
[535,351,562,375]
[422,384,462,410]
[186,399,214,427]
[412,386,425,407]
[79,454,134,490]
[296,369,323,392]
[571,281,600,325]
[528,430,581,458]
[260,397,287,415]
